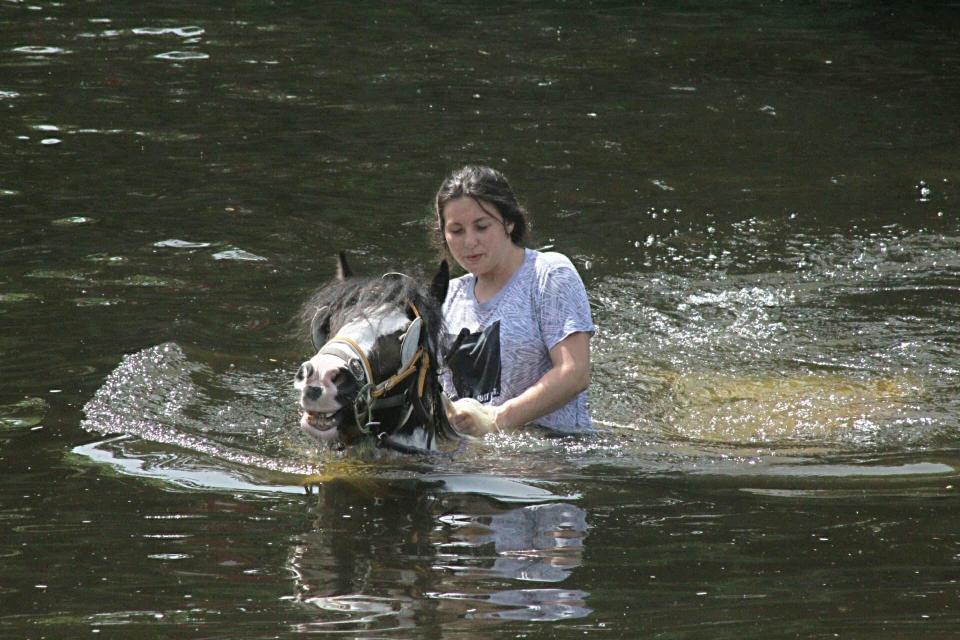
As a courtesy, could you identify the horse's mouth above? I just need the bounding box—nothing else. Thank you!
[300,410,340,442]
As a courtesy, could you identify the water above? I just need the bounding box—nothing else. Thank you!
[3,1,960,637]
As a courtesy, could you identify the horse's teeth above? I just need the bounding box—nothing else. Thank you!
[302,410,335,430]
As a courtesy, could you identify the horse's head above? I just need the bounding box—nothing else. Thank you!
[294,253,455,450]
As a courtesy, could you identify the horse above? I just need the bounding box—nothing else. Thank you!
[294,253,461,454]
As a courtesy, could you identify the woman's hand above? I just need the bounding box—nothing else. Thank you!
[442,396,500,436]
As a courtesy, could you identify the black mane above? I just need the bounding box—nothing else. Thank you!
[299,274,444,359]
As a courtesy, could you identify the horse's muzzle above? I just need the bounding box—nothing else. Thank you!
[300,408,340,442]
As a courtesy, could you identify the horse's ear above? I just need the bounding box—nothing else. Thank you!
[336,251,353,280]
[429,260,449,304]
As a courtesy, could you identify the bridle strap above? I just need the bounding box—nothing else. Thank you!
[371,348,424,399]
[367,301,426,400]
[319,336,374,387]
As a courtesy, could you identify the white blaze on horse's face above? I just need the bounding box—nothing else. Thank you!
[295,305,413,436]
[334,306,412,358]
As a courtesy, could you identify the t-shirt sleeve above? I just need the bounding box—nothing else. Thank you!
[537,261,595,351]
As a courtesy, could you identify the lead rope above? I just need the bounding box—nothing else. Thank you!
[353,381,375,435]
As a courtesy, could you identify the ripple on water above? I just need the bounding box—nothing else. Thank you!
[11,46,71,55]
[662,372,922,447]
[84,253,128,265]
[153,239,212,249]
[0,397,48,429]
[79,343,317,479]
[115,274,185,288]
[153,51,210,61]
[0,293,41,303]
[52,216,95,225]
[73,296,122,307]
[132,26,205,38]
[212,248,268,262]
[25,269,95,282]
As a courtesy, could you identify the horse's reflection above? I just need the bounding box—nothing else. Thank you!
[287,477,590,633]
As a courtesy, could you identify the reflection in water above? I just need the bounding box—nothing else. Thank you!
[287,480,590,633]
[432,502,591,622]
[436,502,586,582]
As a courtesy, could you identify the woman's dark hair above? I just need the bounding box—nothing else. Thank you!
[432,165,530,257]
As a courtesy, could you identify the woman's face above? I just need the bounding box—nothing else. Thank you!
[441,197,516,279]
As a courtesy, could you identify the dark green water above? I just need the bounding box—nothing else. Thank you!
[3,2,960,638]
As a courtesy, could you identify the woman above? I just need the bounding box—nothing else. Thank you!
[434,165,594,435]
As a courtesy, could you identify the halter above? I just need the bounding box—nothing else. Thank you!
[317,300,431,436]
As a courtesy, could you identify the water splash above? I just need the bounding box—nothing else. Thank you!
[79,343,316,480]
[592,227,960,450]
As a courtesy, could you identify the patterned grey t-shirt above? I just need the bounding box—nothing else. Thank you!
[440,249,594,432]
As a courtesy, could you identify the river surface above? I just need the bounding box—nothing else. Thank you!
[2,2,960,638]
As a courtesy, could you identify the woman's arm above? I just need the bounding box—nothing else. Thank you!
[447,330,591,435]
[496,331,591,429]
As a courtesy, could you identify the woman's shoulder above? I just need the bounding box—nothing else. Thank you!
[527,249,586,290]
[530,249,578,273]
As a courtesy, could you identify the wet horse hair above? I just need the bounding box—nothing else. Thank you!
[296,254,459,453]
